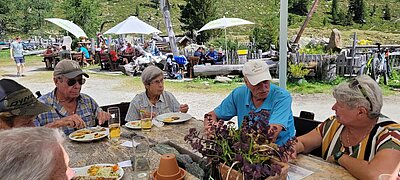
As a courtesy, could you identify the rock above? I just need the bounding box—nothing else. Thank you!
[214,76,232,83]
[327,29,342,52]
[153,144,180,155]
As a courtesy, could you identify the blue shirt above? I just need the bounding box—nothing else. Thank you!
[10,41,23,57]
[79,47,90,58]
[34,89,101,135]
[214,84,295,145]
[205,50,218,61]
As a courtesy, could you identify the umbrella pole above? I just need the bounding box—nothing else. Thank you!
[224,28,227,64]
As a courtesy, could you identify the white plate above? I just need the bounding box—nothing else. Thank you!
[124,121,141,130]
[155,112,192,123]
[69,127,109,142]
[72,163,124,179]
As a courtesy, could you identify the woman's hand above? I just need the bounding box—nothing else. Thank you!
[180,104,189,113]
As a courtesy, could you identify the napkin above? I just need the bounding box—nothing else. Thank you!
[152,119,164,127]
[120,140,140,148]
[117,160,132,168]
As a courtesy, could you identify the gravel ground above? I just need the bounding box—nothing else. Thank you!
[2,65,399,122]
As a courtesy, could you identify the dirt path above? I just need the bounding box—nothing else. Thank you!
[2,64,399,122]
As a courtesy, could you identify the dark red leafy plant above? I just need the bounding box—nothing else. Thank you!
[185,110,296,179]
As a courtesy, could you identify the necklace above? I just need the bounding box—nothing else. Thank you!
[344,124,374,146]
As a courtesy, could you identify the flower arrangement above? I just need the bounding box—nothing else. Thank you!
[185,110,296,179]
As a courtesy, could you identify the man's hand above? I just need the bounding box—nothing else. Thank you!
[63,114,86,129]
[203,111,219,137]
[268,124,283,143]
[10,56,14,61]
[180,104,189,113]
[97,111,111,125]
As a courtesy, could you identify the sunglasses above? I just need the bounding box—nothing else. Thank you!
[348,78,373,110]
[66,78,86,86]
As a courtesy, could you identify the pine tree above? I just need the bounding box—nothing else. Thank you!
[289,0,309,16]
[383,4,391,20]
[370,4,376,17]
[179,0,216,44]
[331,0,339,23]
[353,0,366,23]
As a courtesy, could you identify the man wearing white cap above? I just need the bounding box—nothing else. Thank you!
[204,60,295,146]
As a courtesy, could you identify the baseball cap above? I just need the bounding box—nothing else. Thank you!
[53,60,89,78]
[242,60,272,85]
[0,79,52,116]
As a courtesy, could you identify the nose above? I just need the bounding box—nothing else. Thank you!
[332,102,337,111]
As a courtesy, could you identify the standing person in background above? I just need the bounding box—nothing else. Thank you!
[10,36,25,77]
[77,43,90,66]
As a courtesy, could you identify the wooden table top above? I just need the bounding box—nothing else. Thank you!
[65,118,354,180]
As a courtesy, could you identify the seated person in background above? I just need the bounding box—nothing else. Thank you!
[124,42,135,55]
[59,45,71,60]
[77,43,90,65]
[204,60,295,146]
[194,47,206,64]
[205,47,218,65]
[34,60,111,135]
[109,45,120,63]
[0,127,75,179]
[216,50,225,65]
[99,45,108,54]
[0,79,52,129]
[125,66,189,121]
[293,75,400,179]
[143,42,151,53]
[43,46,54,68]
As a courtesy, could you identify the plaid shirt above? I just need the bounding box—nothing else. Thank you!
[34,89,100,135]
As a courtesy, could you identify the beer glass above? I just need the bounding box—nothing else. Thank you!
[140,109,152,132]
[132,135,150,180]
[107,107,121,145]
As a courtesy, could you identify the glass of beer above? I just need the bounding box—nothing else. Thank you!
[139,109,152,132]
[107,107,121,145]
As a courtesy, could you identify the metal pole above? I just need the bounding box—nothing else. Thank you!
[225,28,228,64]
[279,0,288,88]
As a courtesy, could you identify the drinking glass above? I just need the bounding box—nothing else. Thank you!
[140,109,152,132]
[107,107,121,145]
[378,174,398,180]
[132,135,150,180]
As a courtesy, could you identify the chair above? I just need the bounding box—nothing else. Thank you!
[100,102,130,126]
[294,116,322,158]
[187,56,200,78]
[100,53,111,70]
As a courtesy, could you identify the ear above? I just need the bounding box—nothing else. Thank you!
[358,106,369,116]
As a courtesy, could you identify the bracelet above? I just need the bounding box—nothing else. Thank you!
[333,151,344,164]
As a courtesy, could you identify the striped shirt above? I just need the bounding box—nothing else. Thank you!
[34,89,101,135]
[125,91,180,121]
[317,115,400,161]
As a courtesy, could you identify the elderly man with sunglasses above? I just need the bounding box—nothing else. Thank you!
[34,60,111,135]
[293,75,400,179]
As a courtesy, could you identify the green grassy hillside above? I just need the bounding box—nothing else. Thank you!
[44,0,400,45]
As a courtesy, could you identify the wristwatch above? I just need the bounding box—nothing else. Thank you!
[333,151,344,164]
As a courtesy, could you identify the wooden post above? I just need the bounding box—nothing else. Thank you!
[350,32,357,77]
[159,0,179,56]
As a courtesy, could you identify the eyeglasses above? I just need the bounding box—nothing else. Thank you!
[348,78,373,110]
[150,78,164,85]
[66,78,86,86]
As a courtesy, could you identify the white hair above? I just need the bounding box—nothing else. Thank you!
[0,127,65,180]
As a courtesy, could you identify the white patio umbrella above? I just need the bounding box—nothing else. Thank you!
[104,16,161,35]
[45,18,87,38]
[198,17,254,63]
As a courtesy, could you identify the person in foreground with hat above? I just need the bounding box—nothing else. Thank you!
[34,59,111,135]
[292,75,400,179]
[203,60,295,146]
[0,79,52,129]
[125,65,189,121]
[0,127,75,179]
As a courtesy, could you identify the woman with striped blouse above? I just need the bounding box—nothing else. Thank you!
[293,75,399,179]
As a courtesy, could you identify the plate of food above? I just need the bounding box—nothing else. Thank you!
[71,164,123,180]
[156,112,192,123]
[69,126,108,142]
[124,121,141,130]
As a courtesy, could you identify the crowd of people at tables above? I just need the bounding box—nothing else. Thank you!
[1,57,399,179]
[194,46,225,65]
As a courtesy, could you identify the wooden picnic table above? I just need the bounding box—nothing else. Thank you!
[65,118,354,180]
[42,53,60,69]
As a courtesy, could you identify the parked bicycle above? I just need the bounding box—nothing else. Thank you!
[359,43,390,85]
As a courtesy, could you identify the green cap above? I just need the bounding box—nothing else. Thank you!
[0,79,52,116]
[53,60,89,78]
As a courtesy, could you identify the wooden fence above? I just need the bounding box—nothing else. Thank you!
[180,49,263,64]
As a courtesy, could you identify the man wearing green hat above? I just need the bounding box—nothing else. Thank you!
[34,59,110,134]
[0,79,52,129]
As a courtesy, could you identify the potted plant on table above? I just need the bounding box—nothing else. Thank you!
[185,110,296,180]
